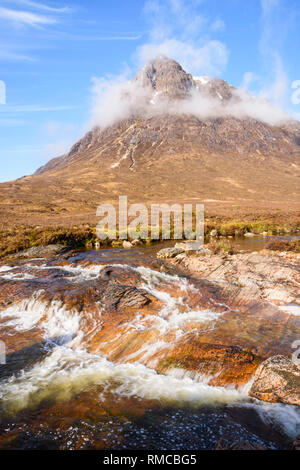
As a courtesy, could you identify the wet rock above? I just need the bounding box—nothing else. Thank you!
[244,232,255,237]
[210,229,218,237]
[123,241,133,249]
[157,247,184,259]
[158,341,260,386]
[102,282,152,309]
[249,355,300,405]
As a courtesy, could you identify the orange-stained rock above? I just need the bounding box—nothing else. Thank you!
[157,340,260,386]
[249,355,300,406]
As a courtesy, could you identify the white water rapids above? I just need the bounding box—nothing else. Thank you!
[0,261,299,440]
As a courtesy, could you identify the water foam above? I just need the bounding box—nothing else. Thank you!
[0,290,81,339]
[0,346,244,413]
[1,345,299,438]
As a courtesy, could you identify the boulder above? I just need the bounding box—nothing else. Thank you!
[210,229,218,237]
[102,282,152,309]
[157,247,184,259]
[123,240,133,249]
[244,232,255,237]
[131,239,143,246]
[249,355,300,405]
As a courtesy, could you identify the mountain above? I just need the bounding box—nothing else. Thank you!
[1,56,300,226]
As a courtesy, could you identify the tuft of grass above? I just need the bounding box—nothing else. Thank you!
[265,238,300,253]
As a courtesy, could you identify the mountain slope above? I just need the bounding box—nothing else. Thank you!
[0,57,300,226]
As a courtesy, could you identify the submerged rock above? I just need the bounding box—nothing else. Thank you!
[249,355,300,406]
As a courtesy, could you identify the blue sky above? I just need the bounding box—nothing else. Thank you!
[0,0,300,182]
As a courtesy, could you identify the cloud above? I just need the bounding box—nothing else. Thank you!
[241,72,259,90]
[90,68,290,132]
[89,0,292,130]
[135,0,229,76]
[0,104,78,113]
[0,47,35,61]
[0,6,56,26]
[259,0,290,108]
[90,72,153,130]
[137,39,228,77]
[8,1,70,13]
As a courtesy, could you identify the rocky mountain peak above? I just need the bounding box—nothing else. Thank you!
[194,76,235,102]
[133,55,194,99]
[134,56,236,104]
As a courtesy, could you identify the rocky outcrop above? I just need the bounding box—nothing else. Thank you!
[134,56,194,100]
[168,250,300,308]
[249,355,300,405]
[10,244,71,259]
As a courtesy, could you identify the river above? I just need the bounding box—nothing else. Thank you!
[0,237,299,450]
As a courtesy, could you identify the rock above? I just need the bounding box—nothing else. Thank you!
[123,240,133,249]
[102,282,152,309]
[292,435,300,450]
[131,239,143,246]
[194,246,212,256]
[244,232,255,237]
[94,241,100,249]
[210,229,218,237]
[157,247,184,259]
[175,253,187,260]
[175,241,205,253]
[249,355,300,405]
[262,231,268,237]
[11,244,70,259]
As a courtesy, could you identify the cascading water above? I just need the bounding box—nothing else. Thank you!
[0,246,299,450]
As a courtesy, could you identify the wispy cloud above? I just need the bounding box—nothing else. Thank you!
[259,0,290,108]
[0,104,78,113]
[0,6,56,26]
[0,118,31,126]
[49,31,143,41]
[7,1,71,13]
[0,47,36,61]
